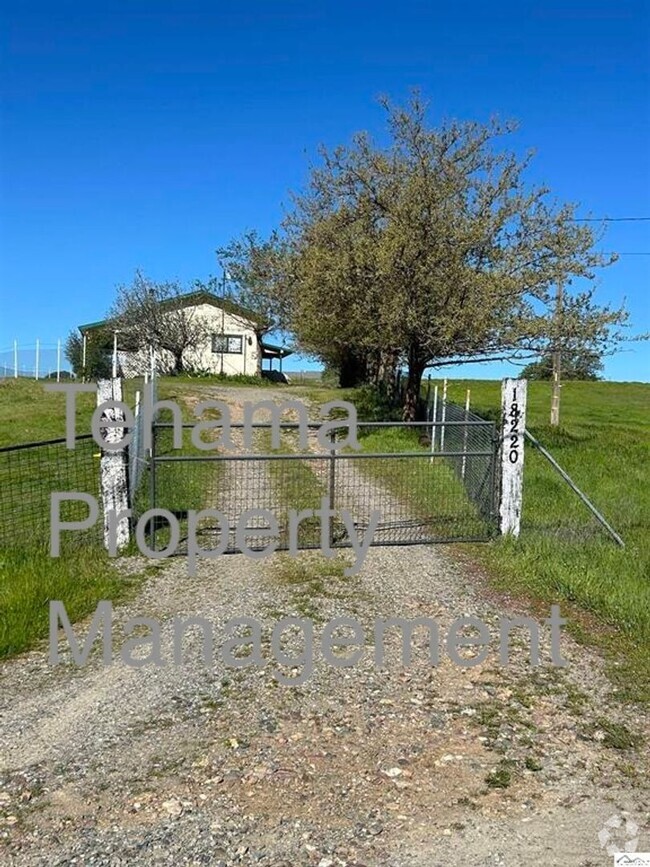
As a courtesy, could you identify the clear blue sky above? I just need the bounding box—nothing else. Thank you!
[1,0,649,379]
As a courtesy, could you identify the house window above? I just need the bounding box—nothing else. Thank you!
[212,333,243,354]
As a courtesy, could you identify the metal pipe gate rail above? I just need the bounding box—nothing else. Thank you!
[144,419,500,554]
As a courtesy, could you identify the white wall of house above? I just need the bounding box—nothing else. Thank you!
[117,302,262,378]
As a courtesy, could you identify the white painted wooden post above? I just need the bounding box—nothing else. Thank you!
[430,384,439,460]
[35,339,40,380]
[461,388,471,480]
[82,334,87,382]
[499,378,527,537]
[13,340,18,378]
[440,378,448,451]
[97,378,130,552]
[56,339,61,382]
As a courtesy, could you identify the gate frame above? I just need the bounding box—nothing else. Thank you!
[146,418,501,553]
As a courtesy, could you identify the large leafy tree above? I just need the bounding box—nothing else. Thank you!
[223,96,632,419]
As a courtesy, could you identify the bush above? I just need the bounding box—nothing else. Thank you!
[351,384,402,422]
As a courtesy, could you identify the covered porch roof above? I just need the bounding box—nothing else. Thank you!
[260,340,293,360]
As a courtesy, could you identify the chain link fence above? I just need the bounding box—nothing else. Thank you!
[426,397,498,525]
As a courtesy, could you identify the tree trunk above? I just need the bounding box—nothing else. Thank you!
[402,356,426,421]
[379,349,399,401]
[550,349,561,426]
[174,351,185,375]
[338,349,368,388]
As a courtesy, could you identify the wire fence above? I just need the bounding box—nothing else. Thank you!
[0,435,102,549]
[425,396,497,525]
[148,419,499,553]
[0,342,72,381]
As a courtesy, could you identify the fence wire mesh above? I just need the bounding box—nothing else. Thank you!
[149,418,498,553]
[426,398,498,524]
[0,435,101,549]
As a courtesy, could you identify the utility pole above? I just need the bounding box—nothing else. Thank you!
[220,269,226,375]
[550,283,563,427]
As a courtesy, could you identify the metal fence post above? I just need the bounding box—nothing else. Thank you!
[149,410,156,551]
[329,428,336,548]
[440,378,448,451]
[461,388,471,480]
[429,384,439,461]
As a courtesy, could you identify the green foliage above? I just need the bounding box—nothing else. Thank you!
[0,544,146,658]
[522,351,604,381]
[352,384,402,422]
[65,328,112,379]
[222,94,634,417]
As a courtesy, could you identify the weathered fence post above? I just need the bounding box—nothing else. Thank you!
[499,378,527,537]
[97,378,130,552]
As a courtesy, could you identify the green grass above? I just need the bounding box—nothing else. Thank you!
[0,379,96,447]
[425,378,650,703]
[0,377,145,447]
[257,428,326,548]
[0,545,149,658]
[139,379,225,548]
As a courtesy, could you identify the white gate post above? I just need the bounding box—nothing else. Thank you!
[499,378,527,537]
[97,378,130,552]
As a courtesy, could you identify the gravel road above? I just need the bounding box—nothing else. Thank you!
[0,387,647,866]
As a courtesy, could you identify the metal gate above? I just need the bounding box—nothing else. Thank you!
[143,414,499,554]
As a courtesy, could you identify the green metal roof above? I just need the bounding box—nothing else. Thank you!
[78,290,267,333]
[260,340,294,358]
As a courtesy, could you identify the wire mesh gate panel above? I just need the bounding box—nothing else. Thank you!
[145,417,499,554]
[0,434,102,549]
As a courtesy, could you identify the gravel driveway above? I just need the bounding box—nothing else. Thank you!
[0,387,647,866]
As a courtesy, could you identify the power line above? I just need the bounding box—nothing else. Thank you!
[573,217,650,222]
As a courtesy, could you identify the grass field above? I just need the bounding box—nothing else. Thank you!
[427,378,650,703]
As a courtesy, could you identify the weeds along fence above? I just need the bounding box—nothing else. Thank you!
[0,435,102,550]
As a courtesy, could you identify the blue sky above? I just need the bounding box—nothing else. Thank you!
[1,0,648,380]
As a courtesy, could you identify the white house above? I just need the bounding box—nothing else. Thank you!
[78,290,293,379]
